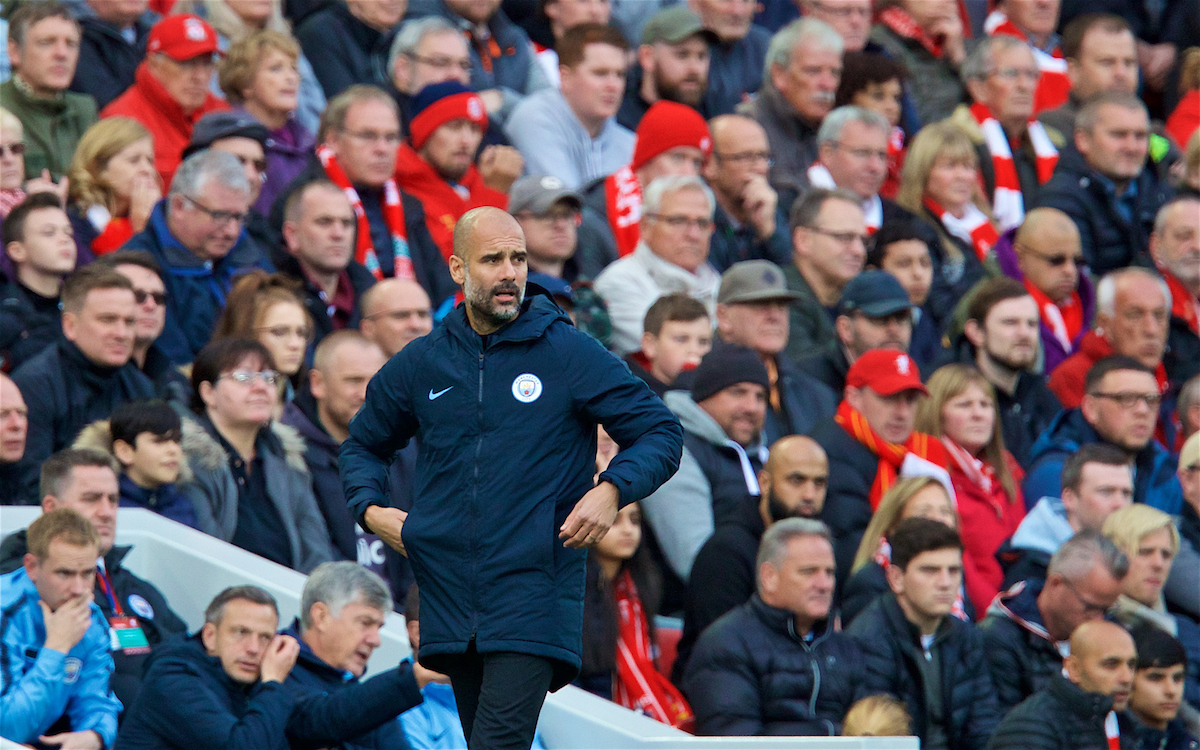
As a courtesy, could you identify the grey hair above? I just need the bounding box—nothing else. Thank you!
[764,17,844,82]
[1075,91,1146,134]
[642,175,715,216]
[1047,529,1129,581]
[1095,267,1171,319]
[299,561,393,632]
[388,16,461,76]
[1153,195,1200,235]
[817,106,890,147]
[169,149,250,199]
[755,518,833,594]
[960,34,1030,84]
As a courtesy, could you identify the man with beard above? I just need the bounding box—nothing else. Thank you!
[672,434,828,682]
[617,6,718,130]
[341,207,682,750]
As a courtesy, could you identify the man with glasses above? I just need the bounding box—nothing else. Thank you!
[594,175,721,354]
[981,531,1129,713]
[101,14,230,187]
[123,149,270,365]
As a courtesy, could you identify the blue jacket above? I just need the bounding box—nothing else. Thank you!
[122,200,273,365]
[294,1,394,98]
[706,27,771,116]
[0,568,121,746]
[399,677,548,749]
[340,295,683,688]
[977,579,1065,713]
[1024,409,1183,515]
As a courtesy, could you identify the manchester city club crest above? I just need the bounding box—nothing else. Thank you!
[511,373,543,403]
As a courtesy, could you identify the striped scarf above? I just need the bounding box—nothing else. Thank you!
[969,102,1058,232]
[835,400,948,511]
[613,570,693,731]
[984,11,1071,113]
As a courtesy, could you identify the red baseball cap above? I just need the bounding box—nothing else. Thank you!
[147,15,220,62]
[846,349,928,397]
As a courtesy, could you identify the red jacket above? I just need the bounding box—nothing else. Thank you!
[101,63,229,189]
[1166,89,1199,151]
[951,453,1025,615]
[394,144,507,261]
[1046,330,1108,409]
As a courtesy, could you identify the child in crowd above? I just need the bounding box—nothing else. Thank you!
[624,293,713,397]
[835,52,910,199]
[1126,625,1199,750]
[866,221,943,368]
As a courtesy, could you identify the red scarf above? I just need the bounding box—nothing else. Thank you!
[879,6,944,58]
[969,102,1058,231]
[1023,279,1084,354]
[91,217,135,255]
[806,163,882,234]
[984,11,1070,113]
[1105,711,1121,750]
[873,537,970,621]
[604,165,643,257]
[924,196,998,261]
[316,144,412,281]
[1163,269,1200,335]
[835,401,949,511]
[613,571,693,731]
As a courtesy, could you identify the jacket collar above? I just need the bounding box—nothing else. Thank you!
[147,199,255,271]
[283,619,357,683]
[988,579,1057,644]
[1047,672,1116,721]
[879,592,952,651]
[3,76,67,112]
[443,292,570,351]
[131,62,213,129]
[749,594,833,646]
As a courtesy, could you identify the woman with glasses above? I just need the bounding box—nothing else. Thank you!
[213,271,313,406]
[181,336,333,573]
[65,118,160,262]
[915,364,1026,615]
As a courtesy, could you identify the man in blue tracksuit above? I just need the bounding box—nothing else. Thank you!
[341,207,683,750]
[0,508,121,749]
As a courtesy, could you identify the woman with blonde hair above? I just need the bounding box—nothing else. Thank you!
[65,118,159,260]
[213,271,313,402]
[897,121,992,324]
[916,364,1025,614]
[1102,504,1200,710]
[841,476,970,624]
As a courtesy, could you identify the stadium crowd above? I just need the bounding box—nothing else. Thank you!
[0,0,1199,746]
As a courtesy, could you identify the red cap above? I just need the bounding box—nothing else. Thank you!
[631,101,712,172]
[147,15,220,62]
[846,349,928,396]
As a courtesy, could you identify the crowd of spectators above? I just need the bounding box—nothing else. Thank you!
[1,0,1199,746]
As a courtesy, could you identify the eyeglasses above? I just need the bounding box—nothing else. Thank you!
[1060,577,1112,617]
[829,142,888,162]
[132,289,166,307]
[1016,244,1085,267]
[989,67,1041,83]
[805,225,870,246]
[256,324,314,342]
[0,143,26,157]
[407,53,473,73]
[341,129,403,146]
[1089,391,1163,409]
[220,370,280,387]
[182,195,248,226]
[713,150,773,166]
[645,213,714,232]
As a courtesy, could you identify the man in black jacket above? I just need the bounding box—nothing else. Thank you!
[988,620,1138,750]
[69,0,152,110]
[0,193,74,371]
[682,517,867,735]
[846,518,1001,750]
[0,448,188,713]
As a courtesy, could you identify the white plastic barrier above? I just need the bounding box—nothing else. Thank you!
[0,507,917,749]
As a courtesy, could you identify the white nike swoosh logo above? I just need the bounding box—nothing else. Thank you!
[428,386,453,400]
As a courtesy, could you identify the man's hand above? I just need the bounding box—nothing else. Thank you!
[929,12,965,65]
[412,660,451,690]
[559,482,619,549]
[1138,41,1176,91]
[741,175,778,240]
[37,730,102,750]
[478,145,524,194]
[41,595,94,654]
[259,634,300,683]
[365,505,408,556]
[24,170,68,206]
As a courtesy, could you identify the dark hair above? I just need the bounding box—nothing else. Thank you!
[888,517,963,571]
[966,276,1030,326]
[643,293,710,337]
[7,1,76,47]
[789,186,862,233]
[1085,355,1156,394]
[40,448,119,501]
[189,337,276,414]
[866,221,929,269]
[1129,624,1187,670]
[283,178,342,224]
[61,266,133,314]
[557,23,628,69]
[92,249,164,280]
[1,192,65,245]
[1061,443,1131,493]
[404,583,420,623]
[110,400,182,452]
[835,51,910,109]
[580,514,661,676]
[1061,13,1132,59]
[204,585,279,626]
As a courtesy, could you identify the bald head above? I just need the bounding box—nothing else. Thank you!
[1014,208,1083,304]
[1016,208,1079,248]
[1066,620,1137,709]
[453,207,525,261]
[760,435,829,522]
[451,207,528,335]
[359,278,433,358]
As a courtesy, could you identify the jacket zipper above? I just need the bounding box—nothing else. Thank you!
[470,349,485,640]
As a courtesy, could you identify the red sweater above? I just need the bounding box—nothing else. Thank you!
[394,144,507,261]
[1166,89,1199,151]
[951,453,1025,615]
[101,63,229,189]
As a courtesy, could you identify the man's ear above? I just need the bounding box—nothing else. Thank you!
[885,559,905,595]
[637,44,656,77]
[201,622,218,653]
[112,438,137,467]
[448,253,466,286]
[768,63,787,97]
[1080,393,1099,425]
[61,310,78,342]
[308,368,326,401]
[5,241,27,265]
[22,552,38,581]
[309,601,330,630]
[640,331,658,360]
[835,314,854,348]
[963,318,985,349]
[758,561,778,596]
[282,220,300,256]
[6,40,21,73]
[391,55,412,93]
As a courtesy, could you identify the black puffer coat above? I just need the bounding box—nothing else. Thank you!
[986,673,1134,750]
[977,579,1066,712]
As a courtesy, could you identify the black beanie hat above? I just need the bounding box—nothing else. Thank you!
[691,343,770,403]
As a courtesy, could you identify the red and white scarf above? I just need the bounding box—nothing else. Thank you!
[879,6,944,58]
[613,571,694,731]
[969,102,1058,232]
[807,163,882,234]
[984,11,1071,113]
[1105,711,1120,750]
[874,538,970,621]
[316,144,413,281]
[1023,279,1084,353]
[604,165,643,258]
[924,196,998,261]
